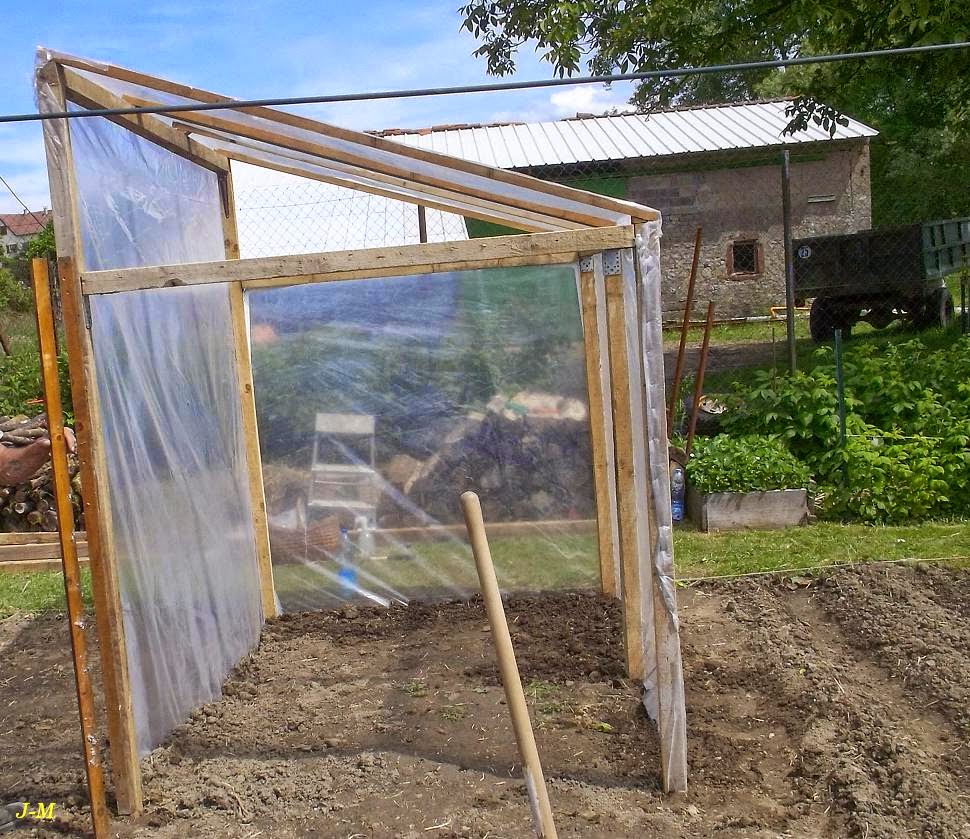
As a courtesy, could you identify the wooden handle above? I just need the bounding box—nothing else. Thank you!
[460,491,558,839]
[31,258,110,837]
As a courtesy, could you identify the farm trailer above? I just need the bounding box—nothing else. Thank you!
[794,217,970,341]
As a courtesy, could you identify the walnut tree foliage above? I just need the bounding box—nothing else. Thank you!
[459,1,970,222]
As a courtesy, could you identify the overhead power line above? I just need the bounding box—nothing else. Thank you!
[0,41,967,125]
[0,173,46,226]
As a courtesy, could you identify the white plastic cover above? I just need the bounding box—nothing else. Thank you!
[247,264,602,612]
[635,221,688,787]
[64,108,263,754]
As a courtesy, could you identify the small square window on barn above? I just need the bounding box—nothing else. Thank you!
[727,239,763,277]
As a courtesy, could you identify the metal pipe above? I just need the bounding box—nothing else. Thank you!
[781,149,798,373]
[4,41,967,124]
[667,226,702,431]
[685,301,715,457]
[834,328,847,447]
[30,258,110,838]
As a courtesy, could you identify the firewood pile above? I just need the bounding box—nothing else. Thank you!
[395,392,594,525]
[0,414,83,533]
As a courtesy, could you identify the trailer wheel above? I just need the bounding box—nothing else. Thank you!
[922,287,954,329]
[809,297,852,343]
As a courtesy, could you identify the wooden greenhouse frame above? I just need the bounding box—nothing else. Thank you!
[35,48,689,817]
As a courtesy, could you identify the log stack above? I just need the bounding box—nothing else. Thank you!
[399,392,595,525]
[0,414,83,533]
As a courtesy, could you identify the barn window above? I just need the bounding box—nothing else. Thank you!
[727,239,762,276]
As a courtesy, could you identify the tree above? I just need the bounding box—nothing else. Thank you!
[459,1,970,222]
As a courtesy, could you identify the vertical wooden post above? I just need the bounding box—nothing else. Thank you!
[631,228,689,793]
[602,251,645,679]
[220,168,278,618]
[32,259,110,839]
[37,59,143,815]
[417,204,428,243]
[578,258,616,596]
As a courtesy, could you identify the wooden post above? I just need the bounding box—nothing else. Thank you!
[602,252,644,679]
[667,227,702,430]
[220,168,278,618]
[31,259,109,838]
[417,204,428,243]
[578,259,616,596]
[37,59,143,814]
[461,492,558,839]
[685,301,715,457]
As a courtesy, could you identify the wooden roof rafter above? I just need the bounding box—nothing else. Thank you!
[44,49,660,231]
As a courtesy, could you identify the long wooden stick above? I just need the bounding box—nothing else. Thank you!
[31,258,109,838]
[685,301,715,457]
[460,492,558,839]
[667,227,702,431]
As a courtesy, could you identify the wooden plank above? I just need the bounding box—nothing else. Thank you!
[45,50,657,223]
[228,285,276,618]
[220,167,276,618]
[602,255,643,679]
[36,60,143,815]
[0,557,90,575]
[32,257,110,837]
[630,227,688,793]
[0,531,78,545]
[123,97,618,229]
[61,68,229,174]
[82,226,635,295]
[0,539,89,562]
[374,518,595,546]
[166,121,579,233]
[242,252,583,291]
[579,267,616,597]
[222,149,559,235]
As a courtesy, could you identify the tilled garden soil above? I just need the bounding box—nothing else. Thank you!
[2,563,968,838]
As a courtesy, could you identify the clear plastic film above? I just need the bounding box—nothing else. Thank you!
[248,264,601,612]
[90,286,263,754]
[60,100,263,754]
[634,221,688,787]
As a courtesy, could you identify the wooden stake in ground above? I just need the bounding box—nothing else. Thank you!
[31,258,110,839]
[685,300,716,457]
[460,491,559,839]
[667,226,702,431]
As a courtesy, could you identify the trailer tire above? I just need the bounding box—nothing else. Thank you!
[922,287,954,330]
[810,297,852,343]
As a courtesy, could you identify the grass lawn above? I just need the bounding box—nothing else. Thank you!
[6,523,965,617]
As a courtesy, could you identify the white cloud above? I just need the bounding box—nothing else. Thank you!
[548,84,636,117]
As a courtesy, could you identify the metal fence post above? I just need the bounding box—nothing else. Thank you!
[781,149,798,373]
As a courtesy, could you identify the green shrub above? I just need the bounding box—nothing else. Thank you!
[0,268,33,314]
[687,434,811,495]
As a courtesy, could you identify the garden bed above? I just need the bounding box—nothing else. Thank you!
[2,563,968,838]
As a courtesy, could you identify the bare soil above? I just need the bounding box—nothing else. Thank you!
[2,563,968,838]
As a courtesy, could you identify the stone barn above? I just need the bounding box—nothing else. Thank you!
[380,100,877,318]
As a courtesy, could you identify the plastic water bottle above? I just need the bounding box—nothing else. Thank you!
[336,527,357,595]
[670,462,686,523]
[355,514,374,560]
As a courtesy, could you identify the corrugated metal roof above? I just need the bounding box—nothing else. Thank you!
[384,101,877,169]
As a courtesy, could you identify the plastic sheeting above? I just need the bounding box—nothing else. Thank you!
[248,264,601,612]
[635,221,688,785]
[63,106,263,754]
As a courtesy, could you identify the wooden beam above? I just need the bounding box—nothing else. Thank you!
[579,263,617,597]
[602,252,644,680]
[219,168,277,617]
[0,557,90,574]
[60,67,229,174]
[82,226,635,295]
[45,50,657,223]
[167,121,576,233]
[125,98,616,229]
[36,59,143,815]
[631,226,688,793]
[0,535,89,563]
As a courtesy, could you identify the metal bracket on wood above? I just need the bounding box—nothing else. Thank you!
[602,249,622,276]
[82,295,92,330]
[579,256,595,273]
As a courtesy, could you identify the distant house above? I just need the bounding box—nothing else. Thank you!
[379,101,878,318]
[0,210,51,256]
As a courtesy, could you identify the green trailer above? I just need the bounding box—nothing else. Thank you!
[794,217,969,342]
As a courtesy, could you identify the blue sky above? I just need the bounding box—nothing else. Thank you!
[0,0,634,213]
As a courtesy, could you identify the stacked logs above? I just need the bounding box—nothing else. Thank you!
[0,414,83,533]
